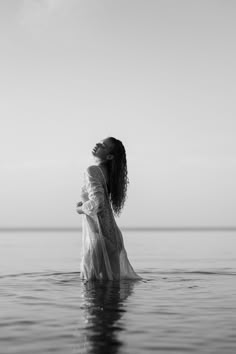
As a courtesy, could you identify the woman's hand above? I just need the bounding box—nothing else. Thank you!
[77,208,84,214]
[76,201,84,214]
[76,206,84,214]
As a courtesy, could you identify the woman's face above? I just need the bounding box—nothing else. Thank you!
[92,138,114,161]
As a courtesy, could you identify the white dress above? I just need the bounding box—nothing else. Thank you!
[80,165,141,281]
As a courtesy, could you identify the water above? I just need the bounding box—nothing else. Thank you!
[1,230,236,354]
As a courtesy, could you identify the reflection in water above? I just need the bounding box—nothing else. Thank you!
[79,280,136,354]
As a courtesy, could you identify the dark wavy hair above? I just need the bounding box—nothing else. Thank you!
[106,137,129,216]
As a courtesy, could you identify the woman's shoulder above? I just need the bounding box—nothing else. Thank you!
[85,165,102,178]
[86,165,100,173]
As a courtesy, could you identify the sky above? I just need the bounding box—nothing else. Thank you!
[1,0,236,228]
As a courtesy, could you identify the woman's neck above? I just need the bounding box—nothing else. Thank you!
[94,157,108,167]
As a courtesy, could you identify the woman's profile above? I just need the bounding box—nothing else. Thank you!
[76,137,141,281]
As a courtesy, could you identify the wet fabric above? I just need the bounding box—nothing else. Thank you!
[80,165,141,280]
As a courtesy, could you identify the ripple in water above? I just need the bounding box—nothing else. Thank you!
[1,269,236,354]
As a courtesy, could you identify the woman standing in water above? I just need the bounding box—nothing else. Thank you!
[76,137,140,281]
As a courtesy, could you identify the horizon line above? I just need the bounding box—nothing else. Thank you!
[1,226,236,232]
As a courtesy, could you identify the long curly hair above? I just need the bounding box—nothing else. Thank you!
[106,137,129,216]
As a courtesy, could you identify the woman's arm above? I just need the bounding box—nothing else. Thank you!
[78,166,104,216]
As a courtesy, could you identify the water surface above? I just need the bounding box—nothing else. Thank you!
[1,231,236,353]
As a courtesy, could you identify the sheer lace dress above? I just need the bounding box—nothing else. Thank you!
[80,165,141,280]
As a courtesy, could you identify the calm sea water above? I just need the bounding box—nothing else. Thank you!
[0,230,236,354]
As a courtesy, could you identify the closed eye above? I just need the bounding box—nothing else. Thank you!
[100,142,106,148]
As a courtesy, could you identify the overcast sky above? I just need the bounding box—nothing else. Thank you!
[1,0,236,228]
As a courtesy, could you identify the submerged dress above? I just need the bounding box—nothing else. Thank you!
[80,165,141,281]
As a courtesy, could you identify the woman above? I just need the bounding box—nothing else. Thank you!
[76,137,141,281]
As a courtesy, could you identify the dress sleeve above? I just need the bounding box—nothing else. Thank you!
[81,166,104,216]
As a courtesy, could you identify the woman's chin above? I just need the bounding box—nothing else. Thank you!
[93,155,99,162]
[94,156,104,165]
